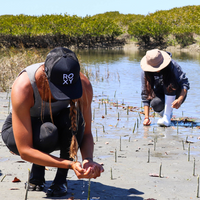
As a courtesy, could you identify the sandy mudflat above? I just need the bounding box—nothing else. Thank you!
[1,91,200,200]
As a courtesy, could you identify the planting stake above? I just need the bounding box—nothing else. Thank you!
[114,91,116,98]
[120,136,121,151]
[127,106,129,115]
[1,175,6,182]
[115,149,117,162]
[105,103,107,115]
[182,140,185,150]
[96,128,98,142]
[102,125,105,133]
[111,167,113,180]
[147,148,150,163]
[87,179,91,200]
[8,97,10,114]
[133,122,136,133]
[138,112,142,121]
[159,162,162,178]
[197,175,199,198]
[188,143,190,161]
[193,158,196,176]
[177,121,178,134]
[93,108,95,120]
[24,169,30,200]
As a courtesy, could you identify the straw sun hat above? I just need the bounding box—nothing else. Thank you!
[140,49,171,72]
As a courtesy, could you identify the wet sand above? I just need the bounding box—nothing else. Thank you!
[1,91,200,200]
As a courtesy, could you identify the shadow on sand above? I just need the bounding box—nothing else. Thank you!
[44,179,145,200]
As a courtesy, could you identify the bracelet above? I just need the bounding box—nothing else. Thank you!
[84,157,93,162]
[144,117,149,120]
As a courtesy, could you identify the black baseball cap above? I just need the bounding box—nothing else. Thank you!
[44,47,82,100]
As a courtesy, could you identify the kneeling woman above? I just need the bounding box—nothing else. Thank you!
[140,49,190,126]
[1,47,104,197]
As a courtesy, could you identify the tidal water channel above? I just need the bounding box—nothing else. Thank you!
[1,48,200,149]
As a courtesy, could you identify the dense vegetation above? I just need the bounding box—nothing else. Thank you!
[128,5,200,47]
[0,5,200,48]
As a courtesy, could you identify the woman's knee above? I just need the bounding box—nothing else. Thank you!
[1,114,19,155]
[33,122,58,153]
[150,97,164,112]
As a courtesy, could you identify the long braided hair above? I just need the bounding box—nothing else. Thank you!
[69,99,79,161]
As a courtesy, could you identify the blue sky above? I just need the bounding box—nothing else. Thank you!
[0,0,199,17]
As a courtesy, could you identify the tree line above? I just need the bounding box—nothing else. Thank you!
[0,5,200,49]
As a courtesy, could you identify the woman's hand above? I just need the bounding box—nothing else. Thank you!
[71,159,104,179]
[82,159,104,179]
[172,88,187,109]
[143,118,151,126]
[71,161,86,179]
[172,99,182,109]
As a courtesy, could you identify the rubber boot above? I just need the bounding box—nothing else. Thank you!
[157,95,176,127]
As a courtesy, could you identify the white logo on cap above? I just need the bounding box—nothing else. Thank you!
[63,73,74,85]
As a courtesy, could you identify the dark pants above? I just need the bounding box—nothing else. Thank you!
[150,87,186,112]
[1,108,85,185]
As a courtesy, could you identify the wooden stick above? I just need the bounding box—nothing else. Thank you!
[177,121,178,134]
[127,106,129,115]
[138,112,142,121]
[188,143,190,162]
[159,162,162,178]
[147,148,150,163]
[120,136,121,151]
[115,149,117,162]
[93,108,95,120]
[24,169,30,200]
[193,158,196,176]
[182,140,185,150]
[87,179,91,200]
[197,175,199,198]
[96,128,98,142]
[8,97,10,114]
[154,138,156,151]
[102,125,105,133]
[133,122,136,133]
[1,175,6,182]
